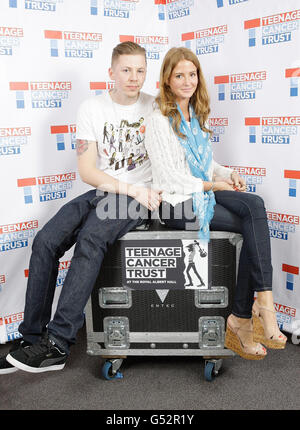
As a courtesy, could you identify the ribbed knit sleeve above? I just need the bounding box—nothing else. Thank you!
[212,160,233,179]
[145,111,204,197]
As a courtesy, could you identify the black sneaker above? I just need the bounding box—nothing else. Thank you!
[0,339,31,375]
[6,334,67,373]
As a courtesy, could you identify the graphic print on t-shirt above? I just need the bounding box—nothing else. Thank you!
[102,117,148,172]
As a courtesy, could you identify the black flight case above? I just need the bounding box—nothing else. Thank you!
[85,220,242,382]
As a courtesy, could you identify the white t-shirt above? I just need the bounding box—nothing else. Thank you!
[76,91,154,187]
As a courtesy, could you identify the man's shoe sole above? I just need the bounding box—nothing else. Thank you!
[6,354,65,373]
[0,365,18,375]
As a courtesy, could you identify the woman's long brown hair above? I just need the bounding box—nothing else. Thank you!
[156,47,212,139]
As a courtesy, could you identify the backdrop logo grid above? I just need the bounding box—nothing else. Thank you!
[90,0,139,18]
[214,71,267,100]
[154,0,194,21]
[282,264,299,291]
[245,116,300,145]
[9,0,64,11]
[119,34,168,60]
[44,30,102,58]
[209,117,228,143]
[267,211,299,241]
[285,67,300,97]
[182,24,227,55]
[17,173,77,204]
[274,302,296,329]
[0,27,23,55]
[216,0,249,8]
[244,9,300,47]
[284,170,300,197]
[0,220,38,252]
[0,127,31,156]
[90,81,115,96]
[50,125,76,151]
[9,81,72,109]
[0,313,24,341]
[0,275,6,293]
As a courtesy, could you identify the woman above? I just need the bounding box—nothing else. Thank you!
[145,47,286,360]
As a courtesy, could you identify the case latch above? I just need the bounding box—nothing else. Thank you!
[199,316,225,348]
[103,317,130,349]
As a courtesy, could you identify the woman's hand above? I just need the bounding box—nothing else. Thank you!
[129,185,162,211]
[230,171,246,192]
[212,181,235,191]
[213,173,246,192]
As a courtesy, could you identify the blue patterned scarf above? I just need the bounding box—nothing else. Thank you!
[170,104,215,241]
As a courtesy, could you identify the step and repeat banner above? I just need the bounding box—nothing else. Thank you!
[0,0,299,344]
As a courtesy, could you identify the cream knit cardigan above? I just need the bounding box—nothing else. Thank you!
[145,109,233,206]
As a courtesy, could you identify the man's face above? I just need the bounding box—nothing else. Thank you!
[109,54,147,102]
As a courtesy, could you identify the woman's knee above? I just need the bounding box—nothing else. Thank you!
[242,193,267,219]
[250,193,265,208]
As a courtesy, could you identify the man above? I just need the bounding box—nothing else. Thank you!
[0,42,161,374]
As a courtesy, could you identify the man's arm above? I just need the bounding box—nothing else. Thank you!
[76,139,162,211]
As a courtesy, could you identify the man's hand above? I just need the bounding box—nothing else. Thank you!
[129,186,162,211]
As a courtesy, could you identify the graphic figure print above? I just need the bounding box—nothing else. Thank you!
[103,117,148,172]
[183,240,207,288]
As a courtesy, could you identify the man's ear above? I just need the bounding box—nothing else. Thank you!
[108,67,114,80]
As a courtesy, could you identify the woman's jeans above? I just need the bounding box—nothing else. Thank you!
[159,191,273,319]
[18,189,148,354]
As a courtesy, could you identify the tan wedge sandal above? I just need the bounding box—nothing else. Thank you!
[224,315,267,360]
[252,301,287,349]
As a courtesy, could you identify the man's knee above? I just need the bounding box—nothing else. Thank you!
[32,228,52,252]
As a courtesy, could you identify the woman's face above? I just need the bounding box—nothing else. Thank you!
[168,59,198,104]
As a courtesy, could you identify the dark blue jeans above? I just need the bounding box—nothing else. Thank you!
[159,191,273,319]
[19,189,147,354]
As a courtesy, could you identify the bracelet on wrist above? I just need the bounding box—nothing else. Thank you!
[209,181,215,192]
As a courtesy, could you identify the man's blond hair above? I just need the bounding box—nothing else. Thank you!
[111,41,147,66]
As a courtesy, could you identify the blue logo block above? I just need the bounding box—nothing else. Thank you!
[289,179,296,197]
[24,195,33,204]
[56,134,65,151]
[290,87,298,97]
[286,273,294,291]
[217,0,224,7]
[24,186,33,204]
[91,0,97,15]
[9,0,17,7]
[16,99,25,109]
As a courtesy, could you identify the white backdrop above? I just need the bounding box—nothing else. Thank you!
[0,0,299,344]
